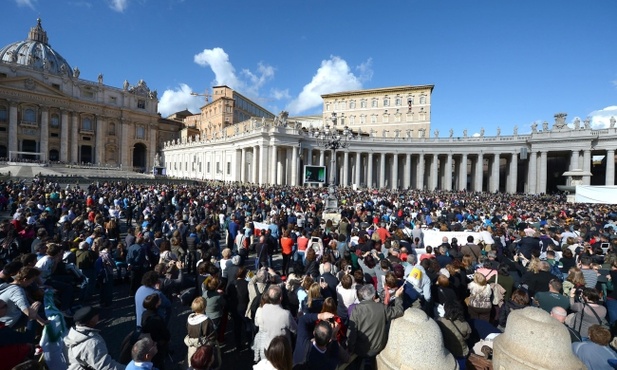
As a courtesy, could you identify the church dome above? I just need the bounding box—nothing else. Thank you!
[0,19,73,77]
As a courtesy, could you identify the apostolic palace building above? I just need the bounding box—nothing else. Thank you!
[2,20,616,194]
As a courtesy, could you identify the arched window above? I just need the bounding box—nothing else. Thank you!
[349,100,356,109]
[50,114,60,128]
[420,96,426,104]
[383,97,390,107]
[395,98,402,106]
[371,99,378,108]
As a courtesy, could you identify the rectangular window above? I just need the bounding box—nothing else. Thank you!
[109,96,117,105]
[371,115,377,124]
[360,115,366,124]
[360,100,366,108]
[52,83,60,90]
[137,100,145,109]
[372,100,378,108]
[216,162,221,173]
[207,162,211,172]
[350,116,355,125]
[51,133,59,138]
[227,162,231,175]
[82,136,91,141]
[0,127,6,132]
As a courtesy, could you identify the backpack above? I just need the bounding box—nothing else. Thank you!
[247,282,269,320]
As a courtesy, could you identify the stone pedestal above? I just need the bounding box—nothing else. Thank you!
[376,308,458,370]
[493,307,584,370]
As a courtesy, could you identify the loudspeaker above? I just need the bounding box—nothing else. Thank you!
[520,147,528,160]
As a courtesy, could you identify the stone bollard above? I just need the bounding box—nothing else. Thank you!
[376,308,458,370]
[493,307,585,370]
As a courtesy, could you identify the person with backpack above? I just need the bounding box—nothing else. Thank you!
[127,236,150,296]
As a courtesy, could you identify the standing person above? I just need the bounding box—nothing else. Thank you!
[466,272,492,322]
[346,284,404,369]
[135,271,171,328]
[64,306,126,370]
[255,235,270,270]
[461,236,482,265]
[126,337,158,370]
[127,236,149,296]
[437,301,472,369]
[185,297,216,366]
[140,293,170,370]
[0,266,47,329]
[95,245,116,307]
[254,286,297,359]
[227,266,250,351]
[280,230,294,277]
[253,335,293,370]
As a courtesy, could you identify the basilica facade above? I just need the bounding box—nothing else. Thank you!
[0,20,162,171]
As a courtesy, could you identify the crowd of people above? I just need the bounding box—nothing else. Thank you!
[1,176,617,369]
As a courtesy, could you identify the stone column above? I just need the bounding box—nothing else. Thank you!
[240,148,246,182]
[252,146,259,184]
[490,153,500,192]
[508,153,518,194]
[367,152,374,188]
[379,153,386,188]
[306,149,312,166]
[583,149,591,185]
[71,113,79,163]
[391,153,398,190]
[8,103,18,158]
[430,153,439,190]
[444,153,453,191]
[120,120,129,168]
[259,144,267,185]
[60,110,69,162]
[291,146,298,186]
[416,153,425,189]
[39,107,49,161]
[474,152,483,192]
[404,153,411,189]
[538,151,548,194]
[570,150,580,170]
[277,149,284,185]
[355,152,361,187]
[606,149,615,186]
[528,151,537,194]
[270,145,278,185]
[459,154,468,191]
[95,116,105,165]
[319,150,325,166]
[343,151,349,187]
[149,125,156,170]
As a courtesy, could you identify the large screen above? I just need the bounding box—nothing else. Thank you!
[304,165,327,184]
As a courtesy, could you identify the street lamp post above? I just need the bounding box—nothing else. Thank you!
[316,112,355,190]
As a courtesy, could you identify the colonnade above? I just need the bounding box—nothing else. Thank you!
[162,118,617,194]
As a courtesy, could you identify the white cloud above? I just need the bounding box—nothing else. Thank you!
[193,47,275,100]
[588,106,617,128]
[286,56,370,115]
[15,0,36,9]
[158,83,202,117]
[109,0,128,12]
[271,88,290,100]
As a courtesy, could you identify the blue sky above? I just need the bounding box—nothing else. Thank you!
[4,0,617,136]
